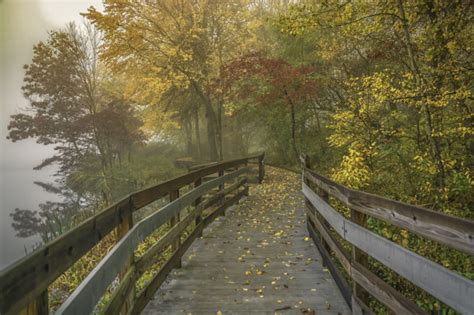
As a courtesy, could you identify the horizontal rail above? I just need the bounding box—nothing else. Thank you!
[131,189,247,314]
[304,169,474,255]
[135,178,247,274]
[57,168,249,315]
[303,182,474,314]
[306,207,426,314]
[0,153,263,315]
[187,153,262,171]
[306,219,352,306]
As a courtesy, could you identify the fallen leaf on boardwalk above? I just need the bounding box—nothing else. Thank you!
[275,306,292,311]
[216,311,223,315]
[300,308,315,315]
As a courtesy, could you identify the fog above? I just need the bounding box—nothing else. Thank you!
[0,0,102,269]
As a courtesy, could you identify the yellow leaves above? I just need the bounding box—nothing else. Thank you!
[331,145,370,189]
[216,310,223,315]
[274,230,282,237]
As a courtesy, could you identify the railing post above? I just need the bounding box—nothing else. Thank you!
[350,209,370,307]
[115,198,135,313]
[19,290,48,315]
[218,169,225,215]
[243,161,249,197]
[169,189,181,268]
[194,177,203,237]
[302,154,331,260]
[258,153,265,183]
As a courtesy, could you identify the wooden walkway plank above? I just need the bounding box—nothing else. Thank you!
[142,167,350,314]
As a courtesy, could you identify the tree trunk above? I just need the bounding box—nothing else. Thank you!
[396,0,445,187]
[194,108,202,159]
[205,106,219,161]
[183,116,193,156]
[217,101,224,161]
[191,80,219,161]
[284,90,300,161]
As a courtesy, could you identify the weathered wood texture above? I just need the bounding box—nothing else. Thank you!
[142,167,350,314]
[57,168,250,315]
[306,206,426,314]
[0,153,263,315]
[304,169,474,255]
[302,175,474,315]
[132,190,247,315]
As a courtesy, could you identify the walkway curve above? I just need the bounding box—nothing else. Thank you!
[143,166,350,314]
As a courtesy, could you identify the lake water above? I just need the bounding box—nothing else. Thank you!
[1,0,103,270]
[0,157,58,269]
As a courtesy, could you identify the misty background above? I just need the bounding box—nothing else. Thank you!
[0,0,102,269]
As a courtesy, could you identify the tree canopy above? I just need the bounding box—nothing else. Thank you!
[6,1,473,313]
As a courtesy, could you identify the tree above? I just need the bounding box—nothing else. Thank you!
[84,0,258,161]
[7,22,144,204]
[223,52,318,161]
[277,0,473,206]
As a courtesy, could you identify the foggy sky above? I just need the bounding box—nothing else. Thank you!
[0,0,103,268]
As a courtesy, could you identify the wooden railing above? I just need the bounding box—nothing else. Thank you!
[301,155,474,315]
[0,153,265,315]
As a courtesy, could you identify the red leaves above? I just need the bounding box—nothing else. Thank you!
[222,52,319,107]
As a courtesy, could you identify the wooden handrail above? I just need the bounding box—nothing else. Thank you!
[0,153,264,315]
[302,165,474,314]
[304,168,474,255]
[57,168,249,314]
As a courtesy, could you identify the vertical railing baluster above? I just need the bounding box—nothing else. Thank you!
[350,209,370,306]
[169,189,181,268]
[258,154,265,183]
[115,198,135,313]
[303,155,331,258]
[193,177,203,237]
[218,169,225,215]
[19,290,48,315]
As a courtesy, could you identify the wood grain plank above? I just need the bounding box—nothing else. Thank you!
[56,168,249,315]
[307,220,352,308]
[131,221,205,315]
[132,154,262,209]
[136,179,247,273]
[304,169,474,255]
[306,206,351,272]
[303,182,474,314]
[103,265,136,315]
[0,154,263,315]
[0,197,132,315]
[351,262,427,315]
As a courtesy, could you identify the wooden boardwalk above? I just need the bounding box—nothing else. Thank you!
[143,167,350,314]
